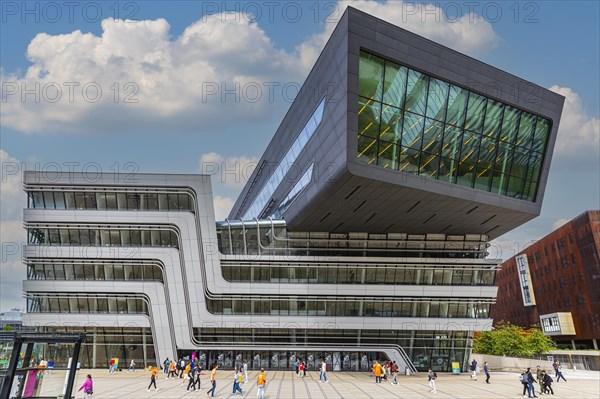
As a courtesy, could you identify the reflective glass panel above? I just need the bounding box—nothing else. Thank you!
[358,51,384,101]
[382,60,407,107]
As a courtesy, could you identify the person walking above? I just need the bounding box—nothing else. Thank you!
[206,364,219,397]
[257,368,267,399]
[147,366,159,392]
[520,369,530,397]
[232,366,243,395]
[78,374,94,398]
[541,370,554,395]
[243,360,248,384]
[391,361,398,385]
[536,366,543,386]
[186,363,196,391]
[168,360,177,379]
[427,368,437,393]
[372,361,383,383]
[298,360,304,378]
[193,364,202,390]
[484,362,490,384]
[295,359,300,376]
[470,359,478,380]
[181,362,191,386]
[163,358,170,375]
[555,363,567,383]
[179,358,186,378]
[320,360,329,383]
[128,359,136,373]
[525,367,538,398]
[552,361,559,378]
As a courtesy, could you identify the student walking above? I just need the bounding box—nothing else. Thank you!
[257,368,267,399]
[484,362,490,384]
[541,370,554,395]
[128,359,136,372]
[147,366,159,391]
[298,361,304,378]
[243,360,248,384]
[428,368,437,393]
[163,358,170,375]
[78,374,94,398]
[391,361,398,385]
[232,367,244,395]
[536,366,543,385]
[168,360,177,379]
[320,360,329,382]
[525,367,538,398]
[372,361,383,383]
[295,360,300,376]
[555,363,567,382]
[206,364,219,397]
[520,370,530,397]
[470,359,478,380]
[186,364,196,391]
[552,361,559,378]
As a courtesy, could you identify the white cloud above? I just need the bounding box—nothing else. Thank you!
[1,1,500,135]
[213,195,235,220]
[0,150,27,312]
[199,152,258,190]
[550,86,600,158]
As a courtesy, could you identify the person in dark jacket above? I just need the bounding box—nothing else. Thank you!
[484,362,490,384]
[526,367,538,398]
[541,370,554,395]
[520,370,529,397]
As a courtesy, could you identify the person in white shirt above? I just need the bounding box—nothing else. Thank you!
[320,361,329,383]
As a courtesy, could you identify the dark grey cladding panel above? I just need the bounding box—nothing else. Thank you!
[229,10,351,219]
[233,7,563,237]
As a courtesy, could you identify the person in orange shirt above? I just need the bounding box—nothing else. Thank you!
[257,368,267,399]
[372,361,383,383]
[147,366,159,391]
[206,364,219,397]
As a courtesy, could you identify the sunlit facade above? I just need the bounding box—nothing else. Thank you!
[22,7,563,372]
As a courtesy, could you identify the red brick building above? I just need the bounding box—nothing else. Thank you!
[491,210,600,349]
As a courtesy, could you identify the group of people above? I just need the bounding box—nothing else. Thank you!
[149,357,266,398]
[371,360,400,384]
[519,361,566,398]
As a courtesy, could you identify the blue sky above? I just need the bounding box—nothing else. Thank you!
[1,0,599,311]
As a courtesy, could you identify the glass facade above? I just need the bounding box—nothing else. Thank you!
[27,262,163,282]
[41,326,155,369]
[192,328,471,372]
[217,220,488,258]
[221,262,496,286]
[242,97,326,219]
[27,227,179,248]
[27,190,194,211]
[273,163,314,217]
[357,50,550,201]
[27,294,149,315]
[206,297,491,318]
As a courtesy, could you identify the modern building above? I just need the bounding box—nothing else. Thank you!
[0,309,23,331]
[21,7,564,371]
[491,211,600,350]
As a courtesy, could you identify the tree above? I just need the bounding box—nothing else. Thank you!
[473,322,556,357]
[2,325,13,331]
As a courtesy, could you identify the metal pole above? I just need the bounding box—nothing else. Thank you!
[15,341,34,398]
[64,338,82,399]
[0,335,22,399]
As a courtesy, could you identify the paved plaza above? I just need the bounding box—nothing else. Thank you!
[31,368,600,398]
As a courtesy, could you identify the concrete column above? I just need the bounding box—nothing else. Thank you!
[571,339,576,350]
[143,331,147,368]
[92,328,97,367]
[593,339,598,350]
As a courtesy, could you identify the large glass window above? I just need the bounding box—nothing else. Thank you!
[356,50,551,202]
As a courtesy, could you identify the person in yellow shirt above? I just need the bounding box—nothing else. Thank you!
[147,366,159,391]
[257,368,267,399]
[206,364,219,397]
[372,361,382,383]
[181,362,191,386]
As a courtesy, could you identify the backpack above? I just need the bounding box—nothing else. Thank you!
[546,375,553,383]
[433,372,437,379]
[238,373,243,383]
[520,374,528,383]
